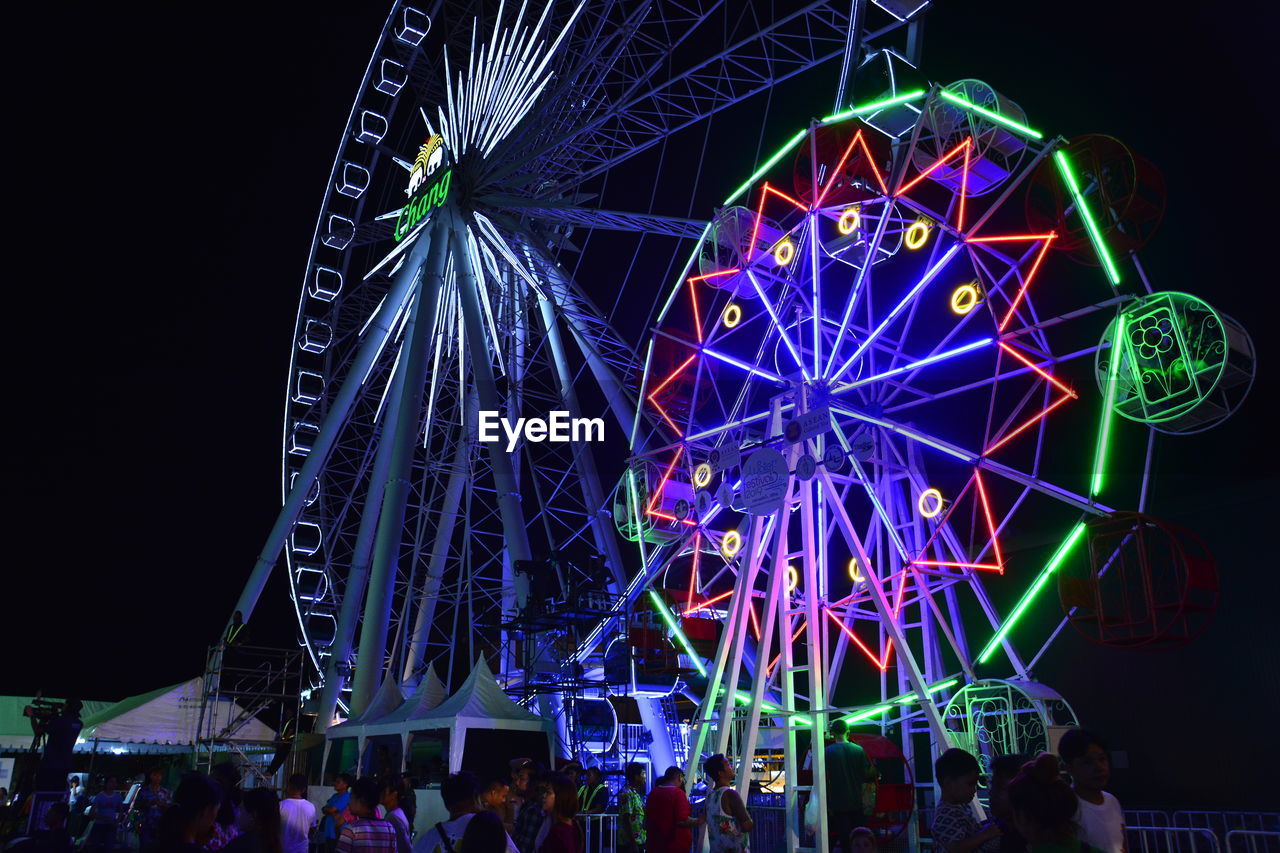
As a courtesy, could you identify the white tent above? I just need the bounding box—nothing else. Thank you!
[323,660,552,773]
[78,678,275,752]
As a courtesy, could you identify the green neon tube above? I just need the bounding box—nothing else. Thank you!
[1091,316,1126,496]
[938,90,1043,139]
[839,677,959,724]
[978,523,1088,664]
[821,89,927,124]
[648,589,706,676]
[1054,150,1122,285]
[724,128,810,206]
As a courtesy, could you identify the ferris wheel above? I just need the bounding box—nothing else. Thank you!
[624,74,1254,845]
[224,0,932,760]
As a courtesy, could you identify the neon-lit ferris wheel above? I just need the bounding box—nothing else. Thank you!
[623,77,1253,843]
[220,1,1255,846]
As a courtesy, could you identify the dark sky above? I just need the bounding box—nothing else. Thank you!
[6,0,1278,802]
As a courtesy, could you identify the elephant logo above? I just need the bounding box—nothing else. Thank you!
[408,135,445,196]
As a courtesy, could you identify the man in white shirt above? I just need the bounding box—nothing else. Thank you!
[1059,728,1126,853]
[280,774,319,853]
[412,772,518,853]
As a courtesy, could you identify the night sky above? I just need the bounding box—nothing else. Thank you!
[7,1,1278,807]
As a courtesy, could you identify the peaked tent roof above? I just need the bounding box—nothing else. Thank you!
[328,673,411,736]
[413,659,543,725]
[80,678,275,745]
[382,666,446,723]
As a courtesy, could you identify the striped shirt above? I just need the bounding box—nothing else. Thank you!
[336,818,400,853]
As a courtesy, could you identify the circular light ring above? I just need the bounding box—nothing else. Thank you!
[847,558,865,583]
[786,564,799,592]
[722,303,743,328]
[721,529,742,558]
[774,238,796,266]
[904,218,932,250]
[693,463,713,489]
[837,205,861,236]
[951,282,982,315]
[917,487,945,518]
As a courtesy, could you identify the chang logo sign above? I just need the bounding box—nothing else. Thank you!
[395,134,452,241]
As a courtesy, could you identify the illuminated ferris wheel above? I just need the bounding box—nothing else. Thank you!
[625,76,1254,845]
[223,0,934,763]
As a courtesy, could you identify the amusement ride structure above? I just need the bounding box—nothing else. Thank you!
[214,1,1254,849]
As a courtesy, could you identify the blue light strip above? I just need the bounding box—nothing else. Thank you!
[701,347,787,384]
[833,338,993,392]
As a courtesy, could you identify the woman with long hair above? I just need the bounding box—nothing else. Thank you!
[1007,754,1105,853]
[537,775,582,853]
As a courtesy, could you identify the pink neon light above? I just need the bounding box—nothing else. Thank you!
[972,470,1005,568]
[764,183,809,211]
[911,560,1003,572]
[995,236,1057,331]
[686,533,701,612]
[958,141,971,232]
[688,281,704,343]
[897,137,972,197]
[646,353,698,434]
[984,391,1074,455]
[644,447,697,526]
[687,268,741,283]
[966,233,1058,243]
[824,608,891,672]
[684,588,733,615]
[748,602,761,640]
[815,129,888,206]
[996,342,1077,398]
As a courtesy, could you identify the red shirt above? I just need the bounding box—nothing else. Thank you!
[645,784,692,853]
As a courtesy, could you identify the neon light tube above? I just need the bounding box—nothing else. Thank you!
[835,338,992,391]
[839,677,957,724]
[1054,150,1121,285]
[938,90,1043,139]
[977,522,1087,663]
[647,589,706,677]
[701,347,787,384]
[832,243,962,381]
[684,589,733,615]
[821,89,927,124]
[724,128,810,205]
[895,678,960,704]
[747,270,810,380]
[1091,316,1126,496]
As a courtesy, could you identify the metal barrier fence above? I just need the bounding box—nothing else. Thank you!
[1128,811,1174,828]
[1128,825,1222,853]
[1176,814,1280,840]
[1226,832,1280,853]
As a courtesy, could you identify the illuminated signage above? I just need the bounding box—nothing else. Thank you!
[394,134,452,241]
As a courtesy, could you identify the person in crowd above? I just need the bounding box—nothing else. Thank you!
[479,777,511,819]
[512,775,551,853]
[575,768,607,816]
[460,810,510,853]
[89,775,125,853]
[537,775,582,853]
[279,774,317,853]
[379,779,412,853]
[615,763,647,853]
[504,760,534,836]
[413,772,518,853]
[644,767,701,853]
[225,789,283,853]
[1058,730,1125,853]
[850,827,876,853]
[206,764,244,849]
[19,800,74,853]
[703,754,752,853]
[136,768,173,851]
[931,748,1001,853]
[336,779,397,853]
[824,719,872,851]
[989,755,1029,853]
[398,776,417,831]
[322,774,355,853]
[157,774,223,853]
[1007,754,1107,853]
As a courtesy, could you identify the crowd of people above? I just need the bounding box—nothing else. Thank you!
[930,728,1126,853]
[0,724,1127,853]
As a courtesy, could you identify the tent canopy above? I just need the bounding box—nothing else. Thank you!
[81,677,275,748]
